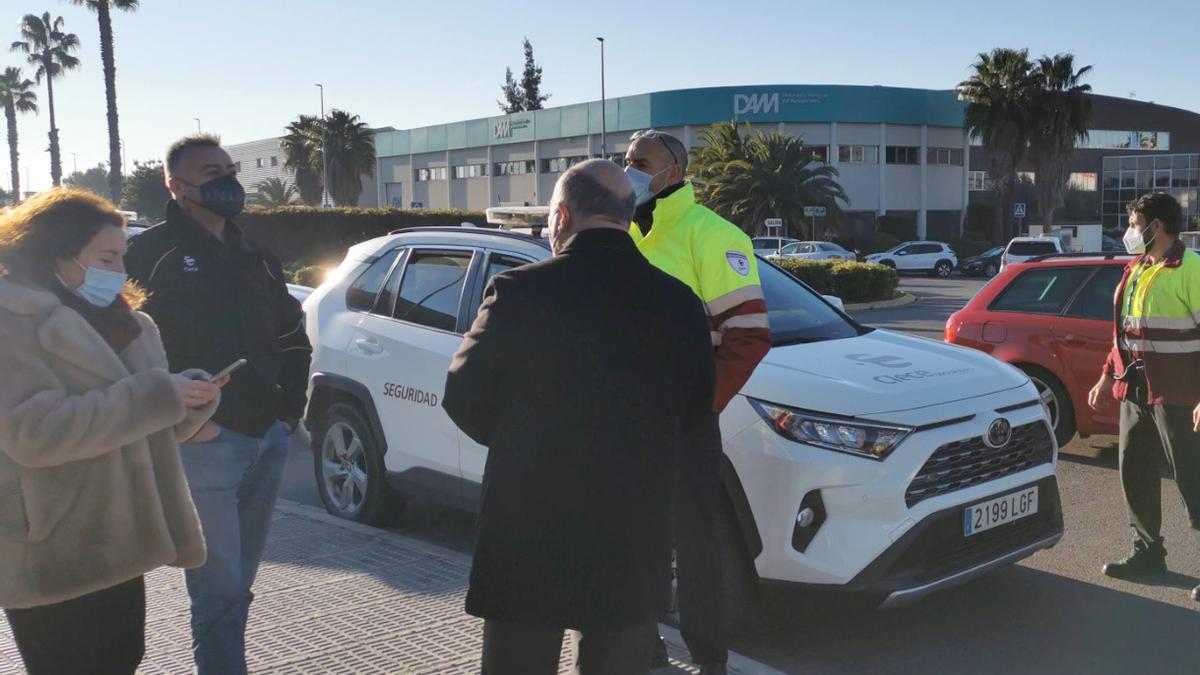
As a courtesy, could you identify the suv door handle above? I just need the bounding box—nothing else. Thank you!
[354,337,384,355]
[1062,334,1089,347]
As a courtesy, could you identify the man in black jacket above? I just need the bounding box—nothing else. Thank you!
[443,159,715,675]
[125,135,311,675]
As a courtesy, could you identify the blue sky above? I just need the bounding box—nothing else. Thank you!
[4,0,1198,193]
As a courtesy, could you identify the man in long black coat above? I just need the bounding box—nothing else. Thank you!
[443,159,715,675]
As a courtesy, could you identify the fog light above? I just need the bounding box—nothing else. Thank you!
[796,507,815,528]
[792,491,826,552]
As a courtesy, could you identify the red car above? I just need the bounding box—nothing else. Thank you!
[945,253,1131,447]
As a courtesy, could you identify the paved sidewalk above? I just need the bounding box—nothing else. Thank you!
[0,500,775,674]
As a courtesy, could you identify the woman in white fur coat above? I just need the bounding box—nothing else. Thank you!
[0,189,224,674]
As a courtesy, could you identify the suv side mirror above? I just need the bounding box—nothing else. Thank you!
[823,295,845,310]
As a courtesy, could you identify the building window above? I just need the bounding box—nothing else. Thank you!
[1017,171,1036,184]
[1068,172,1097,191]
[927,147,964,166]
[885,146,920,165]
[968,171,990,191]
[1076,130,1170,152]
[837,145,878,164]
[453,163,488,179]
[494,160,537,176]
[270,156,279,167]
[415,167,448,182]
[234,161,242,172]
[255,158,264,168]
[808,146,828,163]
[543,155,588,174]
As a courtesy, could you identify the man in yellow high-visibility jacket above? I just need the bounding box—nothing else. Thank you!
[1088,192,1200,602]
[624,130,771,674]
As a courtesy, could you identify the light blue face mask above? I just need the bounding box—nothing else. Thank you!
[625,166,671,207]
[72,260,127,307]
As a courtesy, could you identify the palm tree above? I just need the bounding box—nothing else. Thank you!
[11,12,80,187]
[281,115,323,206]
[70,0,139,203]
[1028,54,1092,231]
[247,177,298,207]
[691,122,848,238]
[958,48,1035,243]
[323,110,375,207]
[0,67,37,199]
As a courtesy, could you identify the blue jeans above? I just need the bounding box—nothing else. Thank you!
[180,422,290,675]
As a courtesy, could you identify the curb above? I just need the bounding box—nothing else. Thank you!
[275,499,788,675]
[845,292,917,311]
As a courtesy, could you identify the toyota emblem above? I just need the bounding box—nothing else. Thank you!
[984,418,1013,449]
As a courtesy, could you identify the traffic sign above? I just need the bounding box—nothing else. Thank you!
[764,218,783,229]
[1013,203,1026,218]
[803,206,827,217]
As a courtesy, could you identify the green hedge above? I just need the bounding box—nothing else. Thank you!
[240,206,487,267]
[772,259,898,304]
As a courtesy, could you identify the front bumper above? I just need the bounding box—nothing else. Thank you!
[853,475,1063,607]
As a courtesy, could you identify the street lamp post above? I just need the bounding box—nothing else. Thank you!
[119,138,127,176]
[596,37,606,159]
[71,152,77,175]
[193,118,201,133]
[316,83,330,208]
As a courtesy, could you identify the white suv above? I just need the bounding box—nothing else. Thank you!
[1002,236,1065,271]
[302,227,1063,619]
[865,241,958,277]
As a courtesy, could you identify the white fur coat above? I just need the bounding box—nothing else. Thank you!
[0,277,215,609]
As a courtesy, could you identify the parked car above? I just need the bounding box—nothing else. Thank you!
[864,241,958,277]
[771,241,856,262]
[1001,237,1063,272]
[751,236,800,255]
[945,253,1131,447]
[301,226,1062,621]
[1101,234,1125,253]
[959,246,1004,277]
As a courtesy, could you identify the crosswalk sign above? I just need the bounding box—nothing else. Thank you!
[1013,203,1027,218]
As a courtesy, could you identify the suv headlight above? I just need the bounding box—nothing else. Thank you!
[749,399,912,460]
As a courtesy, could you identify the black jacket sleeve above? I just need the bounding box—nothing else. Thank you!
[266,252,312,423]
[442,275,515,447]
[678,293,718,429]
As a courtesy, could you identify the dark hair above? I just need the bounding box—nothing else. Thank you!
[1126,192,1183,235]
[559,165,636,224]
[166,133,223,174]
[0,188,142,305]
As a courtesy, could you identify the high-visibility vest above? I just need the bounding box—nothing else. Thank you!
[1108,242,1200,406]
[629,183,766,344]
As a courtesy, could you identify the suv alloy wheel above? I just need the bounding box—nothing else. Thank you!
[313,402,405,525]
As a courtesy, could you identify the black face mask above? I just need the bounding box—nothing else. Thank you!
[182,174,245,219]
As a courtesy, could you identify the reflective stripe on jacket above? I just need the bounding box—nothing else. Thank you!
[1104,241,1200,406]
[630,182,771,412]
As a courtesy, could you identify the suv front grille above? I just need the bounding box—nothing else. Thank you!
[905,422,1053,508]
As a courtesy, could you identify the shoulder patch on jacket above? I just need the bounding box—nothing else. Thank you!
[726,251,750,276]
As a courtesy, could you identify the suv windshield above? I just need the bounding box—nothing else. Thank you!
[759,258,863,345]
[1009,241,1059,256]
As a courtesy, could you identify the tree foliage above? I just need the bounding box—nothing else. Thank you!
[497,67,522,114]
[69,0,140,202]
[281,115,324,206]
[247,177,298,207]
[121,160,169,222]
[10,12,81,186]
[0,67,37,199]
[1028,54,1092,230]
[958,48,1093,241]
[64,163,111,195]
[691,121,849,238]
[497,38,549,113]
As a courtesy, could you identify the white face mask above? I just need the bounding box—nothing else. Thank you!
[624,166,671,207]
[1123,224,1156,255]
[72,260,127,307]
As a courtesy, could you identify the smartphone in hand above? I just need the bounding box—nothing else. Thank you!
[208,358,247,383]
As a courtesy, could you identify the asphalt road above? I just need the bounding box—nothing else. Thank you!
[281,273,1200,674]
